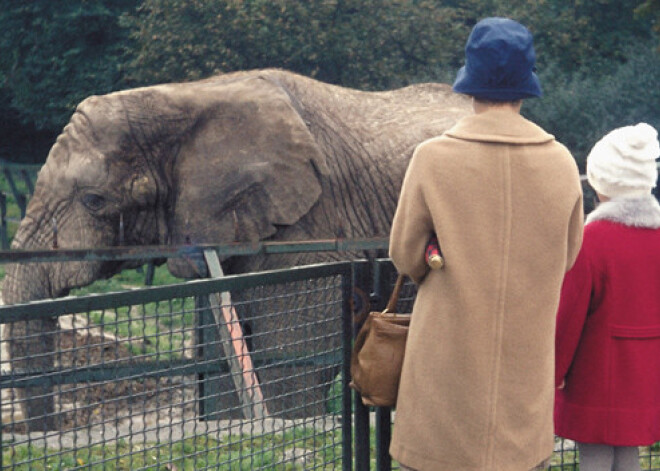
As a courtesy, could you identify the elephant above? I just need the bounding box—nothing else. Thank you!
[2,68,471,430]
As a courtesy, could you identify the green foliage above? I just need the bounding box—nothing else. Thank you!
[513,0,654,71]
[0,164,36,238]
[0,0,658,171]
[523,40,660,169]
[0,1,135,131]
[636,0,660,37]
[121,0,475,90]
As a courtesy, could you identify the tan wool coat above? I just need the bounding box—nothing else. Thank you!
[389,109,584,471]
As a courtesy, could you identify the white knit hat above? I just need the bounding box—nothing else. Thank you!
[586,123,660,198]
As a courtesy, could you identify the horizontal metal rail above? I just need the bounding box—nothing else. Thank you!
[0,237,389,264]
[1,351,343,388]
[0,261,354,321]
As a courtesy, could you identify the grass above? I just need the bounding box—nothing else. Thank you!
[2,428,345,470]
[70,265,186,295]
[5,426,660,471]
[85,299,195,359]
[65,265,195,360]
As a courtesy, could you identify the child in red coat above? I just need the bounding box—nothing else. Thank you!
[555,123,660,471]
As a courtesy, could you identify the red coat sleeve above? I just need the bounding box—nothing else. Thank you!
[555,245,593,387]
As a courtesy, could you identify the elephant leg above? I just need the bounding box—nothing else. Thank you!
[256,364,341,418]
[234,281,342,418]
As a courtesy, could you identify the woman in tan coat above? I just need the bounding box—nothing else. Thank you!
[389,18,584,471]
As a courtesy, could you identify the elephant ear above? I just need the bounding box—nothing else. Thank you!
[170,76,329,245]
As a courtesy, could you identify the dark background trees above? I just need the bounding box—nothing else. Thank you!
[0,1,133,162]
[1,0,658,168]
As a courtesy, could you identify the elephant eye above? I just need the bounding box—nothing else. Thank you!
[82,193,106,211]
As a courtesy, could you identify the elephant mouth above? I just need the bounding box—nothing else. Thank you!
[167,251,209,279]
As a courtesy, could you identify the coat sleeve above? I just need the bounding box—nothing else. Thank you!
[565,191,584,271]
[555,244,592,387]
[389,145,435,284]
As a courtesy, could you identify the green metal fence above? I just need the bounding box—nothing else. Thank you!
[0,249,659,470]
[0,260,354,470]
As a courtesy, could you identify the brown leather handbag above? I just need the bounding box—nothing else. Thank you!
[349,274,410,408]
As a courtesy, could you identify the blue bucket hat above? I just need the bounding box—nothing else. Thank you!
[452,17,542,101]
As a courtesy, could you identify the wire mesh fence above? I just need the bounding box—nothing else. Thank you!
[0,262,352,470]
[550,439,660,470]
[1,254,660,470]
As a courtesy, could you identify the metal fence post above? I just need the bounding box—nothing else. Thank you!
[2,169,26,218]
[342,265,354,471]
[196,294,226,420]
[352,261,372,471]
[0,192,7,250]
[374,260,400,471]
[19,169,34,196]
[144,261,155,286]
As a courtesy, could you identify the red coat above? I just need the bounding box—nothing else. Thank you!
[555,196,660,446]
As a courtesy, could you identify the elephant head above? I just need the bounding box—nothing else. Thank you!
[4,69,471,302]
[4,72,339,303]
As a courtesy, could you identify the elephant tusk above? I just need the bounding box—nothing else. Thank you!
[119,213,124,246]
[232,210,239,242]
[52,217,58,249]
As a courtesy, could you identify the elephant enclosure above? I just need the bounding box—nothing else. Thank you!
[0,261,354,470]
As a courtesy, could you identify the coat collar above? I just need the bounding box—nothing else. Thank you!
[586,195,660,228]
[445,109,555,145]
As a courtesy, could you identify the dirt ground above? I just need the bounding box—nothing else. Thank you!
[2,323,198,435]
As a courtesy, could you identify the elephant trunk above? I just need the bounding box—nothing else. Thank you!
[3,262,59,431]
[4,260,55,304]
[2,210,98,432]
[3,210,110,431]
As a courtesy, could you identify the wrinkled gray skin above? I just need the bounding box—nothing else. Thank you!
[3,69,471,429]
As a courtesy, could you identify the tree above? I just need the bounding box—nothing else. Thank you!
[636,0,660,37]
[0,1,135,132]
[523,40,660,167]
[502,0,655,71]
[121,0,477,90]
[1,0,658,164]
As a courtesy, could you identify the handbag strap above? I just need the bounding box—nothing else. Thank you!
[384,274,405,313]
